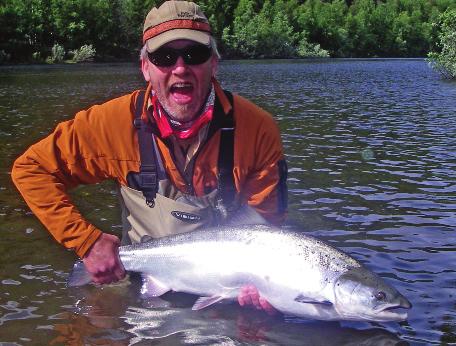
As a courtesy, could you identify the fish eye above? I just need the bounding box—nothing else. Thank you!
[375,291,386,301]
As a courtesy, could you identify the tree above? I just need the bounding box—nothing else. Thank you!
[197,0,238,43]
[428,9,456,79]
[222,0,259,58]
[222,0,298,58]
[0,0,53,62]
[119,0,159,56]
[344,0,378,57]
[1,0,456,63]
[255,0,298,58]
[297,0,348,57]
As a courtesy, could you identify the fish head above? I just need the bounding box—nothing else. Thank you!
[333,267,411,322]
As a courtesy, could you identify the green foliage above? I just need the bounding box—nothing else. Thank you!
[119,1,157,42]
[253,0,299,58]
[224,0,303,58]
[1,0,456,62]
[32,51,43,63]
[297,0,349,57]
[46,43,65,63]
[428,9,456,79]
[297,34,330,58]
[0,50,11,64]
[69,44,96,63]
[222,0,257,57]
[198,0,238,39]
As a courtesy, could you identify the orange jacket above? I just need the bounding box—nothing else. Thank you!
[12,81,286,258]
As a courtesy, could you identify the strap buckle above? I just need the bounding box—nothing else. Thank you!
[133,118,143,129]
[140,171,157,189]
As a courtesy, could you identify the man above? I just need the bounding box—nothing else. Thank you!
[12,1,287,313]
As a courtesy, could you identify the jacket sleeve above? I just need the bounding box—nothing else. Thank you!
[234,96,287,225]
[11,94,138,258]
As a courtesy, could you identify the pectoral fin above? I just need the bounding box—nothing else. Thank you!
[140,275,170,297]
[192,295,225,310]
[67,260,92,287]
[294,294,333,306]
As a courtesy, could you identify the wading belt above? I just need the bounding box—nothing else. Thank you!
[134,90,236,208]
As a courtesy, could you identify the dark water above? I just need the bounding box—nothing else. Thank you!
[0,60,455,345]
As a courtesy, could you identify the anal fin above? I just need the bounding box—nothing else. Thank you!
[140,275,170,297]
[192,295,225,310]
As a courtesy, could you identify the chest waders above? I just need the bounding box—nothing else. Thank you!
[119,90,237,244]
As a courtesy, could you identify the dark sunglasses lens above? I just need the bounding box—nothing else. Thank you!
[148,48,178,67]
[148,45,212,67]
[182,45,212,65]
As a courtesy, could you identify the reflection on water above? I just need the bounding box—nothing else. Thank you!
[57,280,406,345]
[0,60,455,345]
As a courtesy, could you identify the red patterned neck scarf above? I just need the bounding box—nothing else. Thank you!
[150,86,214,139]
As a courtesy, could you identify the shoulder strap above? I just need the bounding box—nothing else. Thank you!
[134,89,235,208]
[217,91,236,207]
[134,90,158,207]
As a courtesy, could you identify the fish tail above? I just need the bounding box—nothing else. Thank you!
[67,260,92,287]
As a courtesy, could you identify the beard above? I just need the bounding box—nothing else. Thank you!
[158,96,194,122]
[155,87,211,123]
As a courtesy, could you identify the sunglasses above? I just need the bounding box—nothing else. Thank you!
[148,44,212,67]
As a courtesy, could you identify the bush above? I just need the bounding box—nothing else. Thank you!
[31,51,43,63]
[69,44,96,63]
[427,9,456,79]
[46,44,65,63]
[0,50,11,64]
[297,34,330,58]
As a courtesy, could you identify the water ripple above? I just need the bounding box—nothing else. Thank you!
[1,59,455,345]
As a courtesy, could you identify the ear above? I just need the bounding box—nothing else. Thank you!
[141,57,151,82]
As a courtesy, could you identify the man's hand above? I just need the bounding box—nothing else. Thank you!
[238,285,278,315]
[82,233,125,285]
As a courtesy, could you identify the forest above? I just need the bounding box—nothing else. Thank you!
[1,0,455,63]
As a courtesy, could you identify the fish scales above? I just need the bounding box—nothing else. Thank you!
[123,225,358,271]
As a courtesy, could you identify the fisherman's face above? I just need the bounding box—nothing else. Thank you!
[142,39,218,122]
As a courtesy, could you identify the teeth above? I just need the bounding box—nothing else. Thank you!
[172,83,192,89]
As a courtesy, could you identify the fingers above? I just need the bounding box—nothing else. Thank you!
[83,233,125,285]
[238,285,258,308]
[259,297,277,315]
[91,258,125,285]
[238,285,254,307]
[238,285,276,314]
[237,286,246,306]
[105,233,121,247]
[113,258,126,281]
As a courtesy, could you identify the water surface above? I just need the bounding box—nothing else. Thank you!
[0,59,455,345]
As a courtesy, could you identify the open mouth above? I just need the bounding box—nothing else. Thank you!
[170,82,194,103]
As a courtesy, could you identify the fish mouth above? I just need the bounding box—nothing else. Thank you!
[339,303,410,322]
[373,299,412,322]
[374,305,409,321]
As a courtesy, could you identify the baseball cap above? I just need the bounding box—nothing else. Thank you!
[143,1,212,53]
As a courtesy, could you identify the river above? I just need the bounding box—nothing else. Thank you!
[0,59,455,345]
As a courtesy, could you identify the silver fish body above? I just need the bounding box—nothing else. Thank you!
[69,224,411,322]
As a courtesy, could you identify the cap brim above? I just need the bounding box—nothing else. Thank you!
[146,29,211,53]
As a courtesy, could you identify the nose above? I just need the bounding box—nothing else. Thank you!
[171,56,188,74]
